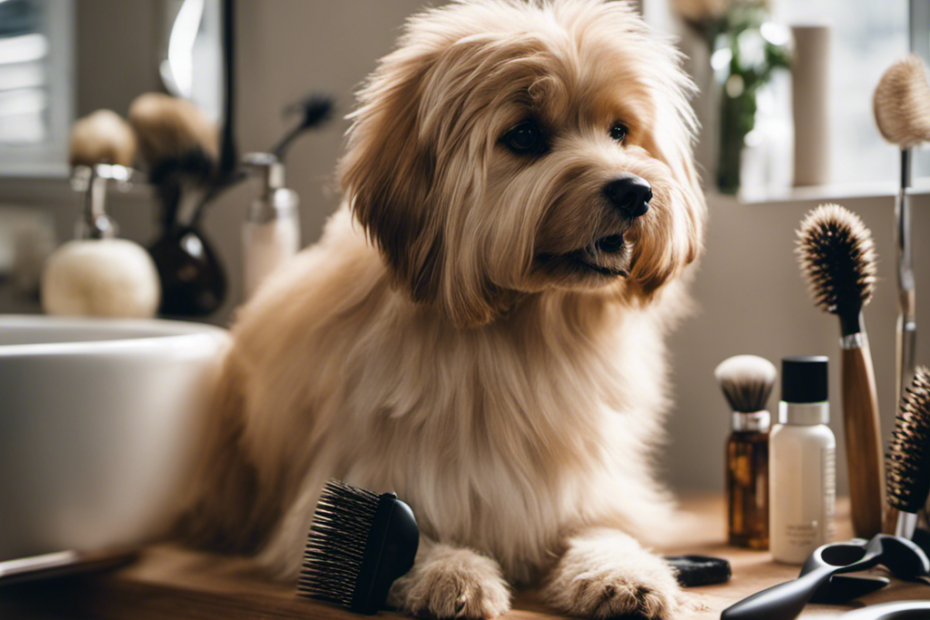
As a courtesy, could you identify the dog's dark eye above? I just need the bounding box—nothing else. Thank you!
[502,121,548,155]
[610,122,629,143]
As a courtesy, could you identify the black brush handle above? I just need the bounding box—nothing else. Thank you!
[351,493,419,614]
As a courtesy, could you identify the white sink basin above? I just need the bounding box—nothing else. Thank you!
[0,314,229,562]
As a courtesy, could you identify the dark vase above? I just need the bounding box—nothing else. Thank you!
[149,225,226,317]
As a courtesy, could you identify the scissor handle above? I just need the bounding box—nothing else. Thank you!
[721,566,837,620]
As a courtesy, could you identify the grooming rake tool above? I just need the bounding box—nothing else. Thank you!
[297,479,419,615]
[797,204,883,538]
[873,54,930,410]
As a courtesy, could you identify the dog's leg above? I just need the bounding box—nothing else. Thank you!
[542,527,685,620]
[388,538,511,620]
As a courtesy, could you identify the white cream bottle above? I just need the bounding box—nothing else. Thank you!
[769,356,836,564]
[242,153,300,300]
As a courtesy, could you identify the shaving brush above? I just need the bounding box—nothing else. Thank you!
[797,204,884,538]
[128,92,219,228]
[716,355,777,549]
[68,110,137,240]
[68,110,137,169]
[716,355,778,415]
[129,93,226,317]
[873,55,930,411]
[886,367,930,539]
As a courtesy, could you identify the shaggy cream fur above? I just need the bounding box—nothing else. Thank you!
[179,1,706,618]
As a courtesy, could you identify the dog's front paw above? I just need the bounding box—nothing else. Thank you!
[543,528,683,620]
[390,544,511,619]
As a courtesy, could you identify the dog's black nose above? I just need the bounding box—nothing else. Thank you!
[603,176,652,218]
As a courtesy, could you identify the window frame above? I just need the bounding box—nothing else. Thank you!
[0,0,75,178]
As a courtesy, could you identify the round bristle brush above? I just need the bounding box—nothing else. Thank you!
[797,204,877,325]
[797,204,884,538]
[874,55,930,148]
[874,54,930,410]
[297,480,419,615]
[715,355,777,414]
[887,367,930,539]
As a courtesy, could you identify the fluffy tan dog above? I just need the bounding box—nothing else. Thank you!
[180,1,706,618]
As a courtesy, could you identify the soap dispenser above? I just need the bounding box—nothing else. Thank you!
[241,152,300,300]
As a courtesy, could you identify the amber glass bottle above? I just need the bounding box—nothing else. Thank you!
[726,411,770,549]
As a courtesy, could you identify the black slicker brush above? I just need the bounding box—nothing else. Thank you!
[887,366,930,539]
[297,480,419,614]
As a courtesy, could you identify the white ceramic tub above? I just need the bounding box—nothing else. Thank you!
[0,315,229,561]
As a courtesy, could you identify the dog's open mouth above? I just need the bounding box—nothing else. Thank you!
[536,232,632,279]
[553,234,631,278]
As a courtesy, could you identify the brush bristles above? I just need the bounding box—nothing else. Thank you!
[874,54,930,147]
[887,367,930,514]
[297,479,380,607]
[715,355,777,413]
[291,94,334,129]
[796,204,877,315]
[128,93,219,171]
[69,109,138,168]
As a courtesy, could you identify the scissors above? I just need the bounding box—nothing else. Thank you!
[722,534,930,620]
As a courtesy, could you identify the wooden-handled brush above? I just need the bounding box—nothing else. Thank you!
[797,204,883,538]
[886,367,930,539]
[873,55,930,410]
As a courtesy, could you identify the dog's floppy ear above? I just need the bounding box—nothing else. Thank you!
[339,50,444,305]
[339,39,510,328]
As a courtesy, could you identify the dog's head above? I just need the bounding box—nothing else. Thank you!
[340,0,706,327]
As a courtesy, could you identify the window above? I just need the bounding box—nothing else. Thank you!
[770,0,909,188]
[0,0,74,177]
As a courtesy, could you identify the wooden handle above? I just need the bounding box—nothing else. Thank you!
[884,507,900,535]
[841,342,885,538]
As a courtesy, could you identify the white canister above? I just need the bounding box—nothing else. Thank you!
[791,24,831,187]
[770,356,836,564]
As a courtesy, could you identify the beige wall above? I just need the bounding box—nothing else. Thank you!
[2,1,926,495]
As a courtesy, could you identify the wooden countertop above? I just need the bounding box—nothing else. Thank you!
[1,495,927,619]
